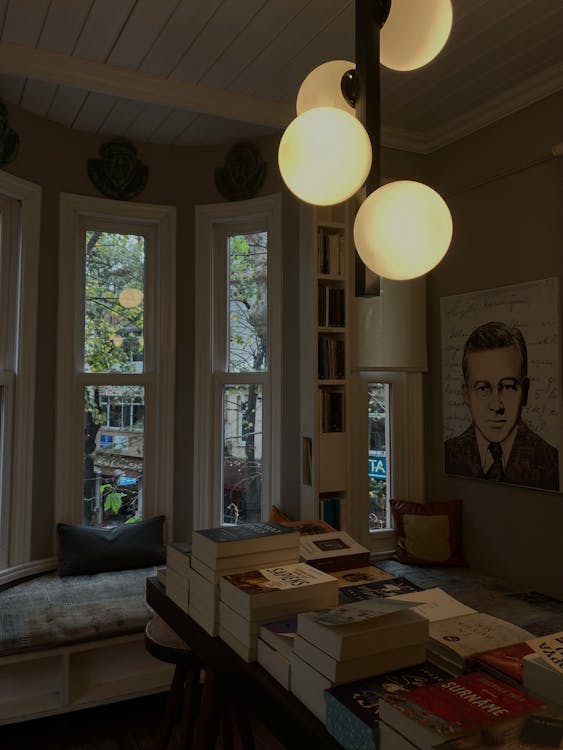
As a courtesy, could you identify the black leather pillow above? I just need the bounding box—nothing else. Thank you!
[57,515,166,576]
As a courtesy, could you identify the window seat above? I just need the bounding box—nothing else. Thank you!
[0,566,174,725]
[376,558,563,636]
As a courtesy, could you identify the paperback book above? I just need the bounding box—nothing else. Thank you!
[434,710,563,750]
[297,600,428,661]
[299,530,370,572]
[378,672,544,750]
[331,565,395,587]
[526,632,563,676]
[257,637,292,689]
[339,577,422,605]
[259,616,298,658]
[470,642,534,688]
[522,652,563,709]
[428,613,534,675]
[191,522,300,567]
[276,518,336,535]
[289,652,332,723]
[219,562,339,618]
[324,661,450,750]
[166,541,191,575]
[390,588,477,623]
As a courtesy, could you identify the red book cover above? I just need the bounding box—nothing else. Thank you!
[385,672,544,736]
[472,642,534,684]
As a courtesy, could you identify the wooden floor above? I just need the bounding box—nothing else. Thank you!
[0,691,287,750]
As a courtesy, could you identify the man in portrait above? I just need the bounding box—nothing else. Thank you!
[444,320,559,490]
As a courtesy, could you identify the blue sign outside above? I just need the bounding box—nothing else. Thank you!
[118,475,137,486]
[100,434,113,447]
[368,454,387,480]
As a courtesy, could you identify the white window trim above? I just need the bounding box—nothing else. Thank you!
[349,370,425,555]
[0,172,41,570]
[194,194,282,530]
[56,193,175,537]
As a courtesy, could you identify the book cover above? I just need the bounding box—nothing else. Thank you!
[331,565,395,587]
[299,531,370,572]
[471,642,534,686]
[339,576,422,604]
[527,632,563,676]
[324,662,450,750]
[260,616,298,658]
[379,672,544,750]
[192,522,299,564]
[276,518,336,535]
[435,711,563,749]
[390,587,478,623]
[219,562,338,616]
[429,613,534,667]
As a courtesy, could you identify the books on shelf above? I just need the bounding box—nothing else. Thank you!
[470,641,534,688]
[390,587,477,623]
[219,562,339,619]
[523,652,563,708]
[299,530,370,572]
[318,285,345,328]
[317,227,344,276]
[378,672,545,750]
[428,613,534,676]
[296,599,428,661]
[320,389,345,432]
[324,661,450,750]
[320,496,341,530]
[191,521,300,568]
[339,576,422,605]
[294,635,427,684]
[318,334,345,380]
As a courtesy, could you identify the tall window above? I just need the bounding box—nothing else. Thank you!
[194,196,282,529]
[368,382,392,531]
[56,195,175,530]
[0,175,40,574]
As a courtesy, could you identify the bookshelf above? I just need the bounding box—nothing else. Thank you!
[299,202,352,531]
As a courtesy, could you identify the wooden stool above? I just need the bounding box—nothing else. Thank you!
[144,615,204,750]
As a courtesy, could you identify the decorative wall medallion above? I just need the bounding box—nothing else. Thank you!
[215,142,266,201]
[88,139,148,200]
[0,102,20,166]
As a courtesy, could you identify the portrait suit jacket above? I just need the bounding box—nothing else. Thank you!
[444,419,559,491]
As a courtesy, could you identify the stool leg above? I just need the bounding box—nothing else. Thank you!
[192,667,223,750]
[159,662,188,750]
[178,662,203,750]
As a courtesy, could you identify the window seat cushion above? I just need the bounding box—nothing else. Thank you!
[0,566,156,657]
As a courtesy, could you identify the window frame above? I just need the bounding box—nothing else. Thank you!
[0,174,40,574]
[56,193,175,532]
[194,195,282,530]
[349,370,425,556]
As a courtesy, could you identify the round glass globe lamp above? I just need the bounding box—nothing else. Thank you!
[380,0,453,71]
[296,60,355,115]
[118,287,144,308]
[353,181,453,280]
[278,107,372,206]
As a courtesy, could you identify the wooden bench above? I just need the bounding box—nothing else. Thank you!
[0,566,173,725]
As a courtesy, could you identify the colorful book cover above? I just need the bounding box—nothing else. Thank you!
[383,672,544,738]
[527,632,563,675]
[331,565,395,587]
[325,662,451,750]
[223,562,335,595]
[339,576,421,604]
[472,642,534,685]
[262,616,298,637]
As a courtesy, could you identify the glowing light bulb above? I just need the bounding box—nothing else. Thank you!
[380,0,453,71]
[278,107,372,206]
[296,60,355,115]
[353,180,453,280]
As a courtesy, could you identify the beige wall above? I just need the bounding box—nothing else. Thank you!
[426,92,563,597]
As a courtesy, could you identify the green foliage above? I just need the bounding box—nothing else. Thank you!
[101,484,127,514]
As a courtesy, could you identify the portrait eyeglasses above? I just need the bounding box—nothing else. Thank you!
[472,378,524,400]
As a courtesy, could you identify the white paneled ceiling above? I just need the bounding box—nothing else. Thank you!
[0,0,561,153]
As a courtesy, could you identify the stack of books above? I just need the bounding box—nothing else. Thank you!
[378,671,545,750]
[299,530,370,572]
[427,612,533,675]
[188,521,300,636]
[523,631,563,708]
[164,541,191,613]
[290,599,430,723]
[324,661,450,750]
[257,615,298,689]
[218,562,339,662]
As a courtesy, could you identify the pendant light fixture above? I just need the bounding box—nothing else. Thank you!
[278,0,454,282]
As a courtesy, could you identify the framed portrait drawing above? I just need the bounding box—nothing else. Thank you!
[441,278,560,491]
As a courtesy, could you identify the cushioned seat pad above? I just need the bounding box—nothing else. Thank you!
[0,567,157,656]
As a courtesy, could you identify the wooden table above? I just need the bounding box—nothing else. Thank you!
[146,577,343,750]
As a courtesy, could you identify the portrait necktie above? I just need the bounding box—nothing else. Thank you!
[486,442,504,481]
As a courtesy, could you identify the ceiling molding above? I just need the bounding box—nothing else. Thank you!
[0,41,294,129]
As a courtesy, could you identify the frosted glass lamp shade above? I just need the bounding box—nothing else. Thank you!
[278,107,372,206]
[296,60,355,115]
[380,0,453,71]
[353,181,453,280]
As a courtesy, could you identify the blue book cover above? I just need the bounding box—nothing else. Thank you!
[338,576,422,604]
[325,662,450,750]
